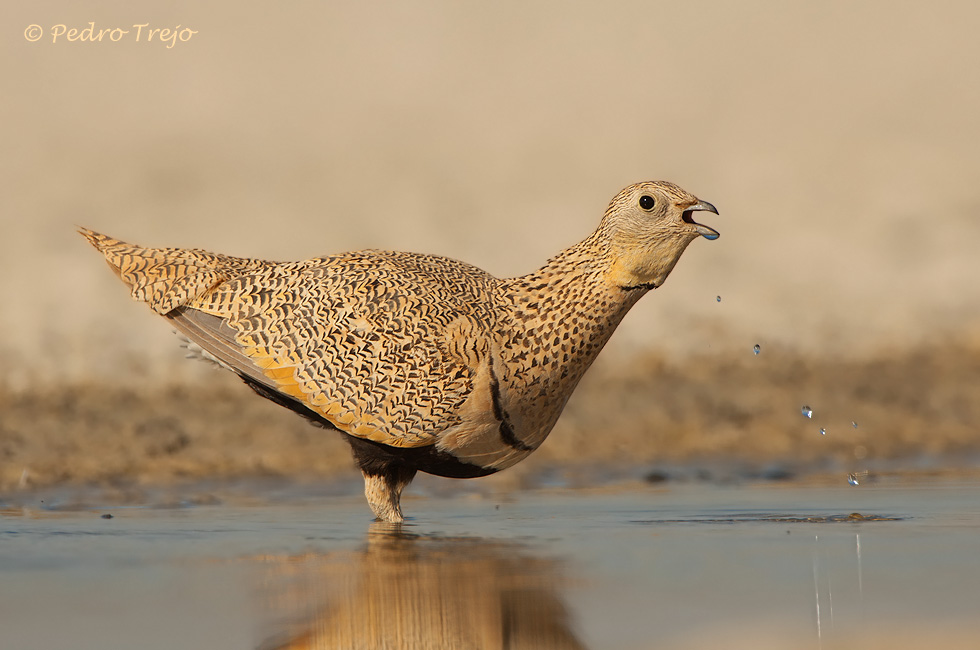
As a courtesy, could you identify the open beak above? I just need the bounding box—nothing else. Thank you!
[682,200,720,240]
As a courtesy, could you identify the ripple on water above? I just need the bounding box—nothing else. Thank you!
[630,512,903,525]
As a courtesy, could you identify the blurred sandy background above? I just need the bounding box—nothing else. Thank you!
[2,1,979,491]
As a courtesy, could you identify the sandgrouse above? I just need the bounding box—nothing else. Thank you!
[81,181,719,522]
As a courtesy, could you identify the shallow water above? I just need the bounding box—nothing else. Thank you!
[2,478,979,649]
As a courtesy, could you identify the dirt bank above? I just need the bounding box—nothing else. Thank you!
[3,340,977,493]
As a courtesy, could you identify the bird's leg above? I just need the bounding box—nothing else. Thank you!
[362,466,417,523]
[346,435,418,522]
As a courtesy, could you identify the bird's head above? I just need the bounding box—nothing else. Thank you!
[600,180,719,290]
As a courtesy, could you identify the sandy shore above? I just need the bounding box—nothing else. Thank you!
[4,340,977,494]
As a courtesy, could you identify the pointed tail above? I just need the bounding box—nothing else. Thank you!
[79,227,268,314]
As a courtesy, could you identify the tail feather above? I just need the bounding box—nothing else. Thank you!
[78,227,269,314]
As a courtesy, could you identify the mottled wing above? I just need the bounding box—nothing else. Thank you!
[180,250,500,447]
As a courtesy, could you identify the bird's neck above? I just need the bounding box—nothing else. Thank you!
[505,227,646,316]
[494,231,647,438]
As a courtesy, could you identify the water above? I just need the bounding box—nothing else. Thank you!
[753,344,761,355]
[2,478,980,649]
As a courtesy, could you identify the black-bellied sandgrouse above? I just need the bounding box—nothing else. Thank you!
[81,181,719,521]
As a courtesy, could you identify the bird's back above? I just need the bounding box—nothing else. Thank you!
[81,228,503,450]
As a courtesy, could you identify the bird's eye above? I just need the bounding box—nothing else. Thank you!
[639,195,656,211]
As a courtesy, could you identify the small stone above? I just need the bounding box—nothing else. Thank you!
[644,470,669,484]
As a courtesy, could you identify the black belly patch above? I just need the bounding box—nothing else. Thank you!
[346,435,497,479]
[237,373,497,479]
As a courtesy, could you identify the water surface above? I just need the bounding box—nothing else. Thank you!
[2,478,979,649]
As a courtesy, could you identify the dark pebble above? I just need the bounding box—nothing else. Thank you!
[761,466,795,481]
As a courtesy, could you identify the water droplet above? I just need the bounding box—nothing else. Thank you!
[819,428,827,436]
[716,295,722,302]
[851,421,858,428]
[848,471,869,486]
[753,344,761,355]
[802,405,813,419]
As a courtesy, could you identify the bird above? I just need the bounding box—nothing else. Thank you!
[80,181,719,522]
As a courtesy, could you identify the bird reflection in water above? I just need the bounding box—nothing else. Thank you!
[256,523,587,650]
